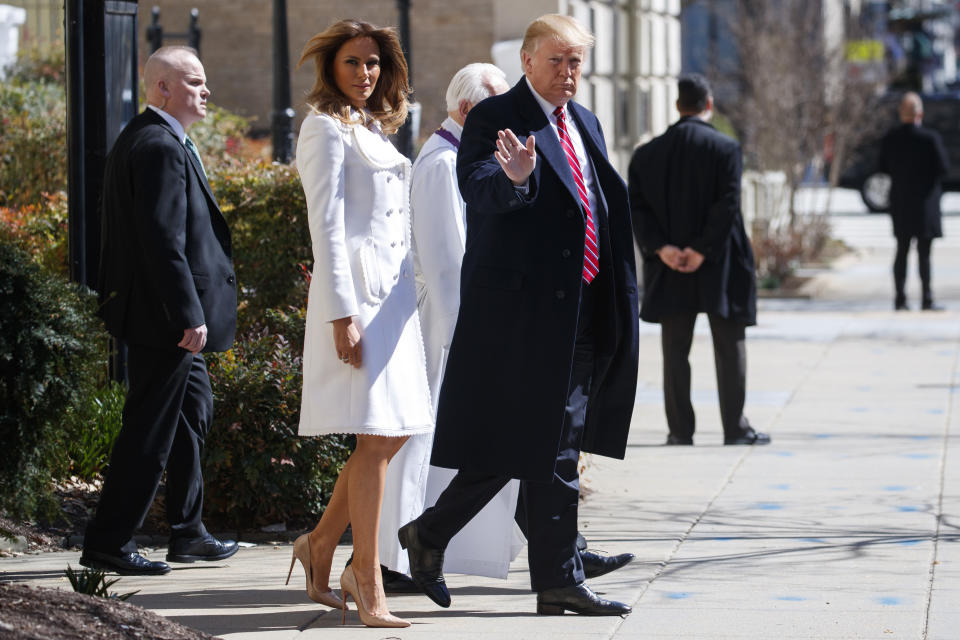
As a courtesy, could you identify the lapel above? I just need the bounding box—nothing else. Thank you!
[512,79,582,212]
[141,109,221,214]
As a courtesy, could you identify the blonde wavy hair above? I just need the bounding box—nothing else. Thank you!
[298,19,410,134]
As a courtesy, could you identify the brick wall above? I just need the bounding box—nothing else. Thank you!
[137,1,494,145]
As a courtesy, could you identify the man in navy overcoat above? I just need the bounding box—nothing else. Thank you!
[400,14,639,616]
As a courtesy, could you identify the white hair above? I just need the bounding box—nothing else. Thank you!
[445,63,508,112]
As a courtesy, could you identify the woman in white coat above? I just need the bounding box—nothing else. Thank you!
[287,19,432,629]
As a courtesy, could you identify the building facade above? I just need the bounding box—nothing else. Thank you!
[132,0,678,168]
[7,1,680,168]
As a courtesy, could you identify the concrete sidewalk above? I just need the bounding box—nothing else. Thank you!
[3,224,960,639]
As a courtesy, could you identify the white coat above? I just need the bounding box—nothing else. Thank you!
[296,112,433,438]
[380,118,524,579]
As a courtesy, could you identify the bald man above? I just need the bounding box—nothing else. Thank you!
[879,92,950,311]
[82,46,238,575]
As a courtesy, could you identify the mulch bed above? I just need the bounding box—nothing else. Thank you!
[0,582,215,640]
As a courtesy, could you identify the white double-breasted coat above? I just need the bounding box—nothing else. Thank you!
[296,111,433,438]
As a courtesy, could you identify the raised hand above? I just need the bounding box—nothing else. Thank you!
[494,128,536,186]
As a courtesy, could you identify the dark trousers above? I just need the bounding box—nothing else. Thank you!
[661,312,749,440]
[894,236,933,303]
[415,287,596,592]
[84,345,213,554]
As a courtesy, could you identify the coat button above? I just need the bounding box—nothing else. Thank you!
[391,242,397,247]
[561,249,571,258]
[386,209,393,216]
[226,275,235,284]
[386,175,393,182]
[555,290,566,300]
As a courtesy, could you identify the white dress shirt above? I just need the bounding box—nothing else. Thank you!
[524,76,599,218]
[147,104,186,143]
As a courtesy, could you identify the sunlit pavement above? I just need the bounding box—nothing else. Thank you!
[2,189,959,639]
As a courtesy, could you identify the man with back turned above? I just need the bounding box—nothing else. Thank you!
[628,73,769,448]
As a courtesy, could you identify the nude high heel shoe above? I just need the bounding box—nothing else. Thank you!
[339,565,410,628]
[285,533,345,609]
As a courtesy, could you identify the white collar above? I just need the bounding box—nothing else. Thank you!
[439,116,463,139]
[147,105,186,143]
[525,76,569,122]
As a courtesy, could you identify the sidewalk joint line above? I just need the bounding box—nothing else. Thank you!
[920,332,959,639]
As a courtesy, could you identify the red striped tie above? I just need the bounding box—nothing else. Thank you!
[554,106,599,284]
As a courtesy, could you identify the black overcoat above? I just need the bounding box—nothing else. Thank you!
[878,123,949,239]
[97,109,237,352]
[628,117,756,326]
[429,79,640,483]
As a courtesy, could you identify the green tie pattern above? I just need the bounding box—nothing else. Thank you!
[184,136,207,178]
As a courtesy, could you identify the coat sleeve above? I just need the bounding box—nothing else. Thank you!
[627,146,667,256]
[933,130,950,176]
[411,149,464,345]
[130,133,205,332]
[690,143,743,262]
[297,115,360,322]
[456,102,539,215]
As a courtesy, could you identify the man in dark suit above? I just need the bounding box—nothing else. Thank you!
[81,46,238,576]
[878,92,949,311]
[628,73,769,448]
[399,14,639,616]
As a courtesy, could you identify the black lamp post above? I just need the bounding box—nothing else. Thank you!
[396,0,414,159]
[66,0,139,382]
[272,0,295,163]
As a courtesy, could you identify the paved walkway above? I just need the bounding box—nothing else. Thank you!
[3,207,960,639]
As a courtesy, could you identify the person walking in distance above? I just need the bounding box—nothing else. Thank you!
[878,91,949,311]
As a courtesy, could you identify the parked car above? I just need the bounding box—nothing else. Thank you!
[838,91,960,211]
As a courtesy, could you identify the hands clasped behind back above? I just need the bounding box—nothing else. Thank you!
[657,245,705,273]
[333,316,363,368]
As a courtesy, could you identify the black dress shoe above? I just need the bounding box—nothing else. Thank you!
[382,565,420,593]
[666,434,693,445]
[724,426,771,446]
[398,521,450,608]
[581,551,635,579]
[344,553,421,594]
[576,531,588,552]
[922,301,945,311]
[166,534,238,563]
[80,549,171,576]
[537,583,631,616]
[895,301,910,311]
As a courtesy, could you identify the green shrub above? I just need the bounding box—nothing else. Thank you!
[0,80,67,207]
[0,229,109,519]
[203,308,350,529]
[65,381,126,482]
[211,162,312,332]
[190,104,257,174]
[4,46,66,86]
[0,193,69,278]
